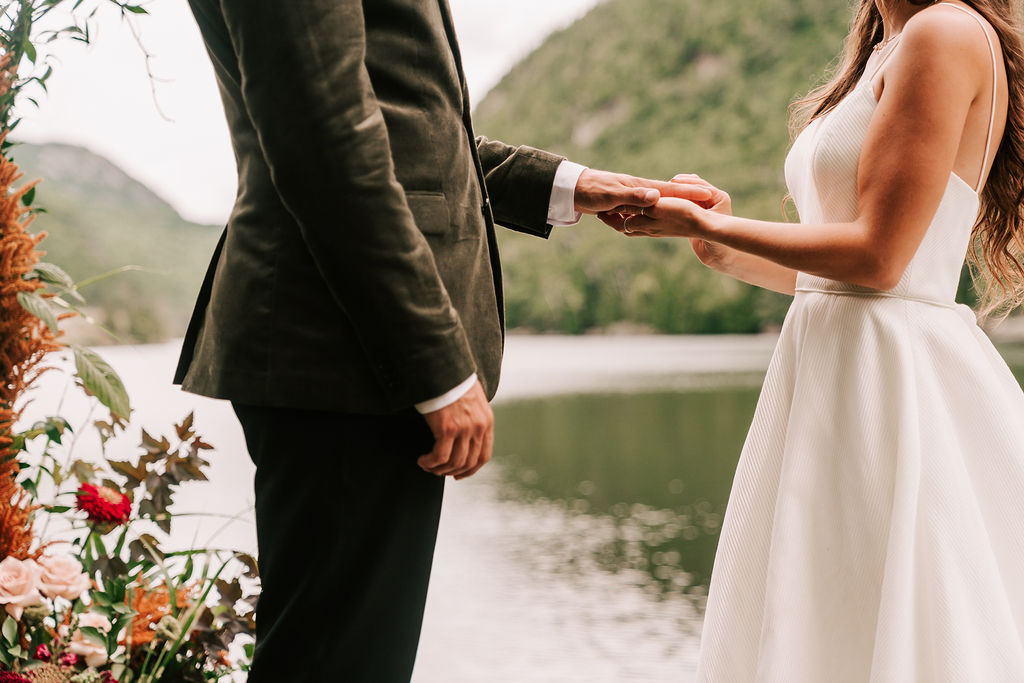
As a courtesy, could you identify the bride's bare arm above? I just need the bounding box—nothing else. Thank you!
[619,7,996,291]
[690,239,798,295]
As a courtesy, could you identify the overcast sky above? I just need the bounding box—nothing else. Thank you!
[14,0,601,225]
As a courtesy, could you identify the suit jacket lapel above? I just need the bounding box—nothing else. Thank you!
[437,0,469,96]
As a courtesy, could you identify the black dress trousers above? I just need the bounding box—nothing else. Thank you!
[233,403,443,682]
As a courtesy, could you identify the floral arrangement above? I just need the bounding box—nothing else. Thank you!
[0,406,258,682]
[0,3,259,681]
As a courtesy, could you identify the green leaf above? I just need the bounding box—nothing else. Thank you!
[7,644,22,658]
[21,186,34,206]
[44,420,63,445]
[31,262,74,290]
[123,4,148,13]
[71,345,131,419]
[92,532,108,557]
[113,523,130,556]
[17,291,58,334]
[20,477,38,499]
[24,41,36,63]
[78,625,106,647]
[1,616,16,644]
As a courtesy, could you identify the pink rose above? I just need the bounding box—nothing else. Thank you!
[69,612,112,668]
[0,557,41,620]
[37,554,90,601]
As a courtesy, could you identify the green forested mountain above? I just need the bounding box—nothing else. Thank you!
[13,0,981,342]
[476,0,853,333]
[12,142,220,344]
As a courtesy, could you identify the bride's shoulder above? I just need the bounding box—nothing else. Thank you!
[901,2,999,63]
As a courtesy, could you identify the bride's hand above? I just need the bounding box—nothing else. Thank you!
[596,174,731,238]
[599,196,709,238]
[672,174,731,214]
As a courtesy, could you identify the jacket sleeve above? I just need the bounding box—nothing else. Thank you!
[218,0,475,406]
[476,136,565,238]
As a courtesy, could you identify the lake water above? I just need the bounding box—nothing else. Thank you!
[19,335,1024,682]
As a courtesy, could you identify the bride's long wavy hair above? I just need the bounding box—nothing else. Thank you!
[792,0,1024,317]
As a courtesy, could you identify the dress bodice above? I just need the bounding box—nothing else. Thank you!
[783,78,980,306]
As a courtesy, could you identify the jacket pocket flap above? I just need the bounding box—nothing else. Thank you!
[406,191,450,236]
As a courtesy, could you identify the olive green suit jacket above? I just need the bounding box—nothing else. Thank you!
[176,0,564,414]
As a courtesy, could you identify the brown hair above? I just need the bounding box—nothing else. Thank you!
[792,0,1024,317]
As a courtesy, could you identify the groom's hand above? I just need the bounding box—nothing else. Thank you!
[573,169,714,215]
[419,380,494,480]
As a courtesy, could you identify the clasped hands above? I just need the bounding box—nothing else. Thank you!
[587,172,732,239]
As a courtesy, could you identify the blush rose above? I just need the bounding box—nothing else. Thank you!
[0,557,42,620]
[37,554,91,601]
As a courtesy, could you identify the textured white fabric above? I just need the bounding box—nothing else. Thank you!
[696,30,1024,683]
[414,372,478,414]
[548,160,587,226]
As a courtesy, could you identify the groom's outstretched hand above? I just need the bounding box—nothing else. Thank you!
[573,169,714,215]
[419,379,494,480]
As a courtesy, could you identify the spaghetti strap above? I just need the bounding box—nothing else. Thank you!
[865,35,903,82]
[937,2,999,191]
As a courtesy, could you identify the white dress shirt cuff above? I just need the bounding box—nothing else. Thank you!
[415,373,478,414]
[547,160,587,226]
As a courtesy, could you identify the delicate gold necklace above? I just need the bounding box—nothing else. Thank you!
[872,32,901,52]
[874,1,942,52]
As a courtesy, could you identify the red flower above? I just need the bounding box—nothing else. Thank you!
[57,652,78,667]
[33,643,51,662]
[0,672,32,683]
[75,483,131,526]
[100,672,118,683]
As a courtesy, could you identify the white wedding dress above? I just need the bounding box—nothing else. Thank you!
[696,6,1024,681]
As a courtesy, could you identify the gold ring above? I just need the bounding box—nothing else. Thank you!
[623,215,633,234]
[640,206,647,217]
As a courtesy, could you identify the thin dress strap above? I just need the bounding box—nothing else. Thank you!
[937,2,1000,191]
[865,35,903,82]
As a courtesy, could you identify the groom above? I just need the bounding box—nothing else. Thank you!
[178,1,709,681]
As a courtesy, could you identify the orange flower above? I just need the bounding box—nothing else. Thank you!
[0,141,55,562]
[126,584,190,647]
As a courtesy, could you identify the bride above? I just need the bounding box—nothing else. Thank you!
[604,0,1024,680]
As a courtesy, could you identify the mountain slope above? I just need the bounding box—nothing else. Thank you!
[475,0,852,332]
[12,142,221,344]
